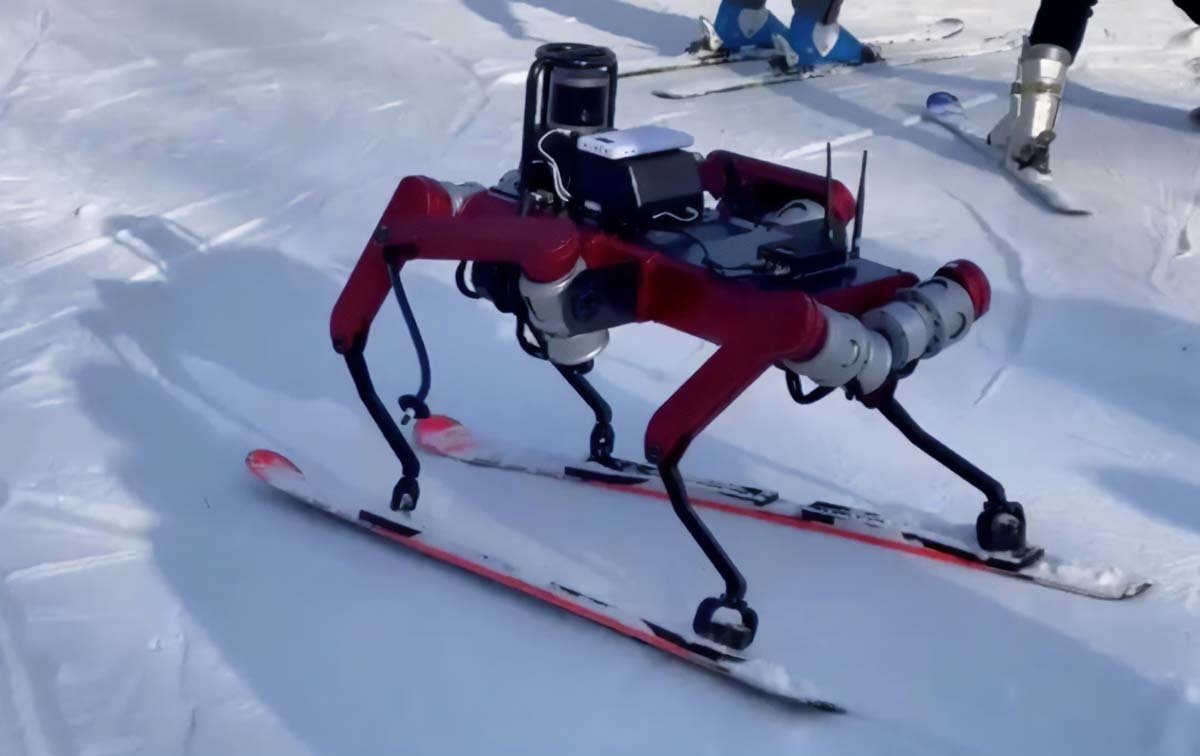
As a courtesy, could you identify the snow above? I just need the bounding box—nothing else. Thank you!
[1,0,1198,753]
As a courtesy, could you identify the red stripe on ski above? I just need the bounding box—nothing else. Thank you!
[414,416,990,574]
[246,446,845,711]
[248,446,702,665]
[587,480,990,573]
[362,518,704,666]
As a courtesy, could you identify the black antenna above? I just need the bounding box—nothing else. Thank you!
[851,150,867,259]
[824,142,833,235]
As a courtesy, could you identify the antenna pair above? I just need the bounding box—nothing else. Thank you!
[823,142,868,258]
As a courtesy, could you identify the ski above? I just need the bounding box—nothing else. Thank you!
[651,30,1022,100]
[414,416,1152,602]
[924,91,1091,215]
[619,17,965,79]
[245,448,844,713]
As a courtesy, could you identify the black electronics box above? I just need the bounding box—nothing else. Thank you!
[572,149,704,233]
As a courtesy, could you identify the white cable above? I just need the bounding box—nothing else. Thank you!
[652,207,700,222]
[538,128,574,202]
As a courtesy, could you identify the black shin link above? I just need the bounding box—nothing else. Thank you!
[557,363,757,647]
[343,256,435,515]
[659,463,758,650]
[870,390,1030,553]
[554,363,617,465]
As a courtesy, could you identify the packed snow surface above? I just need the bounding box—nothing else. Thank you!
[1,1,1199,754]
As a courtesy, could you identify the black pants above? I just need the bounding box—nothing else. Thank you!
[1031,0,1200,58]
[729,0,840,21]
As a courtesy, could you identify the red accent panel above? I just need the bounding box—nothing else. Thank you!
[458,188,516,217]
[330,179,581,354]
[330,177,453,353]
[645,345,775,465]
[386,216,580,283]
[815,271,920,315]
[636,256,828,464]
[700,150,857,225]
[936,259,991,318]
[632,247,827,357]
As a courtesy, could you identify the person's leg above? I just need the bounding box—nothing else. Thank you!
[1171,0,1200,25]
[1028,0,1097,58]
[988,1,1096,174]
[1173,1,1200,123]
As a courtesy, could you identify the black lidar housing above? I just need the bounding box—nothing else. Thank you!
[519,43,618,209]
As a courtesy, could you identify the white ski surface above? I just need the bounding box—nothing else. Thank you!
[413,416,1152,601]
[924,91,1092,215]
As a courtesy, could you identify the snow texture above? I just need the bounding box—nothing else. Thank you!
[1,1,1199,754]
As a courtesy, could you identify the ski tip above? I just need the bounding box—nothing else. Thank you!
[246,449,303,482]
[926,91,961,112]
[1123,580,1154,599]
[414,414,479,457]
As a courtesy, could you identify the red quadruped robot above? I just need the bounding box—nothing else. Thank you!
[330,44,1033,650]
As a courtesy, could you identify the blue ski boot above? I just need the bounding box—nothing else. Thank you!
[781,0,877,68]
[698,0,787,53]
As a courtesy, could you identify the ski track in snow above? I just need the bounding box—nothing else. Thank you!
[946,194,1032,405]
[5,550,152,587]
[170,608,197,756]
[0,306,80,346]
[0,5,50,122]
[0,590,55,756]
[780,93,999,160]
[383,22,500,143]
[1147,163,1200,304]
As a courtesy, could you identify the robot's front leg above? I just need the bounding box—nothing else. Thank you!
[646,343,781,651]
[786,261,1037,557]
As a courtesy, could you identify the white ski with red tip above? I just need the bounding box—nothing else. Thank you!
[414,416,1151,602]
[245,448,844,713]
